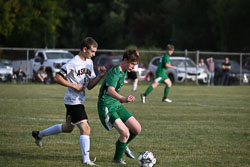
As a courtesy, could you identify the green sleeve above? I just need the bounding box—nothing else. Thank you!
[105,69,119,88]
[163,54,170,65]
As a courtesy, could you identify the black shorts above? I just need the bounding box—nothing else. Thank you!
[127,71,137,80]
[65,104,88,124]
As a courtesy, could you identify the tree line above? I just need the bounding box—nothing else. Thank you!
[1,0,250,52]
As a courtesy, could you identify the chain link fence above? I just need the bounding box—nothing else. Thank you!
[0,47,250,85]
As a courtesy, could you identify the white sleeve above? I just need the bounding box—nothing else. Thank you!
[59,60,74,78]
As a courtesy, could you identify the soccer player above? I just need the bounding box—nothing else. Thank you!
[32,37,106,166]
[125,50,140,92]
[97,49,141,165]
[141,44,176,103]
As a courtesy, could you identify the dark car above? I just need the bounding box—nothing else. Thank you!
[93,54,123,75]
[214,59,250,85]
[243,57,250,71]
[93,54,149,81]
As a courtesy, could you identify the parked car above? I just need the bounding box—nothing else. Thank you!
[0,62,13,82]
[148,56,208,83]
[214,59,250,85]
[12,49,74,83]
[243,57,250,71]
[93,54,149,81]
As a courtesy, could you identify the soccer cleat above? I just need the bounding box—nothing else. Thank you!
[162,98,172,103]
[84,157,98,166]
[32,131,42,147]
[113,159,126,165]
[141,94,146,104]
[124,146,135,159]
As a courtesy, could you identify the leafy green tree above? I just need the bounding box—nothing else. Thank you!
[1,0,64,48]
[208,0,250,51]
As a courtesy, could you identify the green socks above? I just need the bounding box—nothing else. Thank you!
[144,85,154,96]
[127,131,137,144]
[114,140,127,161]
[163,86,170,99]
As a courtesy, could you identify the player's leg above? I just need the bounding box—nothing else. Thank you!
[130,71,138,92]
[118,106,141,159]
[162,78,172,102]
[77,121,94,165]
[71,105,96,165]
[141,79,160,103]
[125,116,141,143]
[32,113,74,147]
[113,119,129,164]
[132,78,138,92]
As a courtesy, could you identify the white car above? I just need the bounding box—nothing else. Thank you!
[148,56,207,84]
[0,62,13,82]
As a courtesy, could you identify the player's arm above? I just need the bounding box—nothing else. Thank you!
[87,66,107,90]
[107,86,135,103]
[54,73,84,91]
[166,63,176,69]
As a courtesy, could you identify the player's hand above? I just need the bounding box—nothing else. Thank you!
[120,95,134,103]
[127,95,135,102]
[98,66,107,77]
[73,84,85,91]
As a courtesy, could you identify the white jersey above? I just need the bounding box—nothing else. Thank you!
[59,55,96,105]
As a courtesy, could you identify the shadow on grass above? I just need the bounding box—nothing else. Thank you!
[0,150,80,161]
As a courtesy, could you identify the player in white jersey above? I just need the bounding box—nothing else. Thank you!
[32,37,106,166]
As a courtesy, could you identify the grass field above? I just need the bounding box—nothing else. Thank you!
[0,83,250,167]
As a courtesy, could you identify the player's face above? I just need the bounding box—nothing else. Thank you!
[168,50,174,55]
[126,61,138,72]
[85,46,97,59]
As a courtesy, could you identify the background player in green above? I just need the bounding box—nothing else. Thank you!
[141,44,176,103]
[97,49,141,165]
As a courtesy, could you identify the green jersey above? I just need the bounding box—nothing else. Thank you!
[156,53,170,77]
[98,65,127,106]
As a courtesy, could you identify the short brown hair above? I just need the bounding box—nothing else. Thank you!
[122,49,139,63]
[80,37,98,51]
[166,44,174,51]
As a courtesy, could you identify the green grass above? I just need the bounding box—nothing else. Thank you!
[0,83,250,167]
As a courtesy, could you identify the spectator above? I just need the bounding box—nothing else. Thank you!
[14,67,26,83]
[206,57,215,86]
[37,66,48,83]
[125,50,140,92]
[198,59,208,73]
[221,57,231,85]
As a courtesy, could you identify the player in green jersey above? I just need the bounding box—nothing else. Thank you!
[97,49,141,165]
[141,44,176,103]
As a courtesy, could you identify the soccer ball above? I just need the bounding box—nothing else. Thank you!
[138,151,156,167]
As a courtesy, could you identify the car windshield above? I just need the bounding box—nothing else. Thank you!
[0,62,6,68]
[112,59,121,65]
[0,60,13,66]
[171,59,196,67]
[46,52,74,59]
[229,61,241,69]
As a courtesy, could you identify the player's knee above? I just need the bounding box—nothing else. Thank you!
[120,129,130,141]
[136,125,142,135]
[62,125,74,133]
[80,123,91,135]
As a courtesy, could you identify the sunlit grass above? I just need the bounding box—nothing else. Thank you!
[0,83,250,167]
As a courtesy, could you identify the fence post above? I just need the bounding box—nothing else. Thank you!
[26,49,29,83]
[196,50,199,84]
[185,49,188,83]
[240,53,243,85]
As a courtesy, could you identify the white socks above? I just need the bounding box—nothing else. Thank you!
[80,135,90,163]
[132,83,137,92]
[38,124,62,138]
